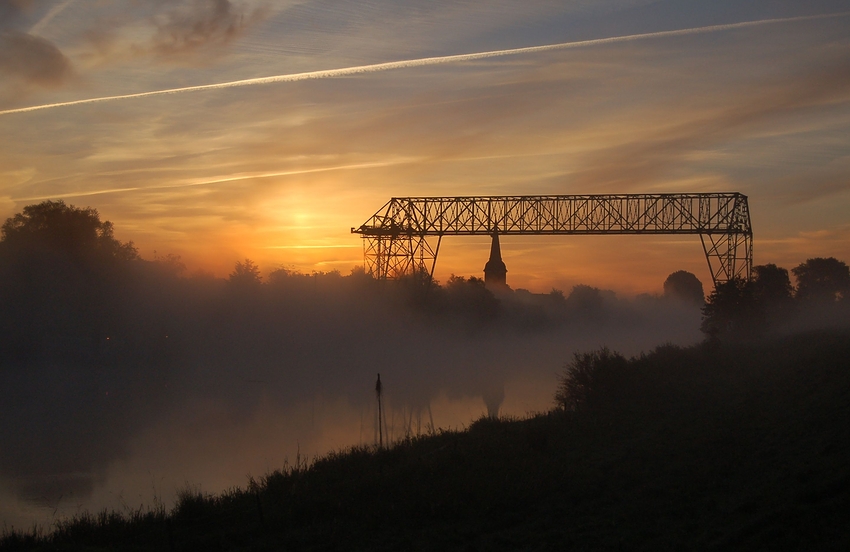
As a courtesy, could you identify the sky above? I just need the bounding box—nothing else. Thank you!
[1,0,850,293]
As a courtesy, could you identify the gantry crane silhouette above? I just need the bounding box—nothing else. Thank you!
[352,193,752,287]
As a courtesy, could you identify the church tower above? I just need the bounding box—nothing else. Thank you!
[484,233,508,290]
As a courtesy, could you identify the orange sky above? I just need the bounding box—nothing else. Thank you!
[1,1,849,294]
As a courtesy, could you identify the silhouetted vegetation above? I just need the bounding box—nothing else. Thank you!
[554,347,628,412]
[700,259,850,341]
[663,269,704,305]
[793,257,850,303]
[3,331,849,550]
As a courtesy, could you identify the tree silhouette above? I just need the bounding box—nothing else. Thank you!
[700,278,759,339]
[565,284,604,316]
[751,264,793,303]
[792,257,850,303]
[228,259,263,289]
[1,200,137,262]
[750,263,794,324]
[443,275,500,321]
[0,201,139,363]
[663,270,704,305]
[555,347,628,412]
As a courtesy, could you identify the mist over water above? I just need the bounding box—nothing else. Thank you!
[0,254,706,529]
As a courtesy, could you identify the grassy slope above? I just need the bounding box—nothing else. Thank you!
[3,331,850,551]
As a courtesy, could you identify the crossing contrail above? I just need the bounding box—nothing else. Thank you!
[1,11,847,117]
[29,0,76,35]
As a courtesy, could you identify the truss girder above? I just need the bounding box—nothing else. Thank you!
[353,193,752,285]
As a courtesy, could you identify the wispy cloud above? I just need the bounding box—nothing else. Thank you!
[147,0,259,57]
[0,31,74,89]
[569,53,850,191]
[12,159,420,202]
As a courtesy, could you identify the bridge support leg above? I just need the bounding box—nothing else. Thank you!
[362,235,440,281]
[700,232,753,287]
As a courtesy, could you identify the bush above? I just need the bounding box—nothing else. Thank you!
[554,347,628,412]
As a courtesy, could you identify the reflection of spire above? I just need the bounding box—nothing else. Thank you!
[484,233,508,289]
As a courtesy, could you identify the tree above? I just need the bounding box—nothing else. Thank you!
[153,253,186,277]
[0,201,139,362]
[751,264,793,303]
[228,259,262,288]
[555,347,628,412]
[750,263,794,322]
[663,270,704,305]
[0,200,138,262]
[700,278,760,339]
[565,284,604,316]
[443,275,500,321]
[792,257,850,303]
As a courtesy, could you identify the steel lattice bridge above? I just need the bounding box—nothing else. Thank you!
[352,193,753,287]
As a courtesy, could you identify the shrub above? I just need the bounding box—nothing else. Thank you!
[555,347,628,412]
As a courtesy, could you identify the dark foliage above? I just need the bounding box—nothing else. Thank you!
[228,258,262,288]
[554,348,629,412]
[701,259,850,340]
[564,284,605,320]
[701,278,760,339]
[793,257,850,303]
[0,203,172,493]
[752,263,793,304]
[0,200,138,263]
[0,201,141,363]
[663,270,704,305]
[441,275,501,321]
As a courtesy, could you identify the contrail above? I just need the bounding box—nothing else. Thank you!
[2,11,847,117]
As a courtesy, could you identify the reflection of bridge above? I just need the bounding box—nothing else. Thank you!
[352,193,753,286]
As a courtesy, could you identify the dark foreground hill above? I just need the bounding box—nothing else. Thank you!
[4,330,850,551]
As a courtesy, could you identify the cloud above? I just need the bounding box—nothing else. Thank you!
[0,30,74,88]
[0,0,72,94]
[0,0,34,27]
[71,0,268,69]
[148,0,257,57]
[568,52,850,192]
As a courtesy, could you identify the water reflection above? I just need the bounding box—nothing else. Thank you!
[2,379,555,530]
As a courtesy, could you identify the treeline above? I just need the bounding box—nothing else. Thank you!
[701,260,850,340]
[2,200,848,367]
[0,200,706,366]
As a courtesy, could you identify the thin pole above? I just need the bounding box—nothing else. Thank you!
[376,373,383,448]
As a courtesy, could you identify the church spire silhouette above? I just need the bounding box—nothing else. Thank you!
[484,233,508,289]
